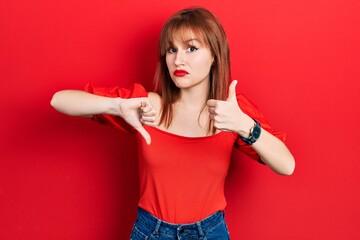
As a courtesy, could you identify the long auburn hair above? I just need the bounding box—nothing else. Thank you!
[154,7,231,134]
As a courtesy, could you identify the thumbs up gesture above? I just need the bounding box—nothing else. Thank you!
[207,80,253,134]
[118,97,156,145]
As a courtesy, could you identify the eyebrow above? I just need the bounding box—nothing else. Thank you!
[167,37,203,48]
[183,38,201,43]
[170,38,202,47]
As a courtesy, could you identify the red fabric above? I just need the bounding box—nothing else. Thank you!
[234,94,286,163]
[84,83,286,223]
[137,126,235,223]
[84,83,148,133]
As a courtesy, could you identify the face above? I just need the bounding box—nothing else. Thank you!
[165,30,214,90]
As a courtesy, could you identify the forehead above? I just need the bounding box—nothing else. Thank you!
[169,27,207,45]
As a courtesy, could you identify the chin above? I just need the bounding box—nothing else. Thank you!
[171,76,209,90]
[172,79,192,89]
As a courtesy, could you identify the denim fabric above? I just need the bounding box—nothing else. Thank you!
[130,208,230,240]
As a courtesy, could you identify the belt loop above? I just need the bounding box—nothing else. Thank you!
[196,222,204,237]
[152,219,161,236]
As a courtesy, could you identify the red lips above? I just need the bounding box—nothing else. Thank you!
[173,69,189,77]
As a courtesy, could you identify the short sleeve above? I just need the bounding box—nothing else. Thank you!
[234,94,286,163]
[84,83,148,133]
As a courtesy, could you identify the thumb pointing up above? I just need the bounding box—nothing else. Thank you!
[226,80,238,102]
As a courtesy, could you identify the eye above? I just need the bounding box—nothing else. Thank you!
[187,46,199,52]
[167,47,176,53]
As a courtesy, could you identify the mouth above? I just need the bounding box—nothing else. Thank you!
[173,69,189,77]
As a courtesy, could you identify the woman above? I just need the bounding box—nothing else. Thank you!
[51,7,295,240]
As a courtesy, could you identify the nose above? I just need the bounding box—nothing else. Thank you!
[174,50,185,66]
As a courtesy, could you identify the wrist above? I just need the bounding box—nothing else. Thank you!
[237,115,255,138]
[109,97,123,116]
[239,118,262,145]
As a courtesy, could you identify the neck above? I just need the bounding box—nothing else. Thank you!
[177,81,210,109]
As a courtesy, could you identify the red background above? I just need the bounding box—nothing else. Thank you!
[1,0,359,239]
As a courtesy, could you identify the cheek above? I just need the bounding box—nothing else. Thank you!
[165,55,173,69]
[195,56,213,73]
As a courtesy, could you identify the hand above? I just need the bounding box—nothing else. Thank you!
[207,80,253,136]
[118,97,156,145]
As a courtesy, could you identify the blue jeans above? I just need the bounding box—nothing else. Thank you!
[130,208,230,240]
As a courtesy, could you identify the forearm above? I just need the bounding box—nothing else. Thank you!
[50,90,122,117]
[235,114,295,175]
[251,129,295,175]
[206,80,295,175]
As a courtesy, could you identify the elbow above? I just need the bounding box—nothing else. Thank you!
[280,155,296,176]
[265,154,295,176]
[50,92,59,110]
[50,92,67,114]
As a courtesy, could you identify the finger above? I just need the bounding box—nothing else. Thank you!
[207,99,218,107]
[141,100,157,116]
[141,120,157,127]
[141,102,154,113]
[139,99,148,109]
[141,116,156,123]
[226,80,238,102]
[209,114,215,121]
[207,106,216,114]
[135,126,151,145]
[139,100,146,108]
[142,109,156,117]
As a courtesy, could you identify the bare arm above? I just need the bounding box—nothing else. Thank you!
[50,90,157,144]
[50,90,122,117]
[207,80,295,175]
[250,127,295,175]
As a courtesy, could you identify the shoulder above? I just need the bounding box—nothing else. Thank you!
[148,92,162,113]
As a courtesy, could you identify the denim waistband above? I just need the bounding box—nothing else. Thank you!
[136,207,225,237]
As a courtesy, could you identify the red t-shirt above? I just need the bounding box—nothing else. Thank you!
[85,83,286,224]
